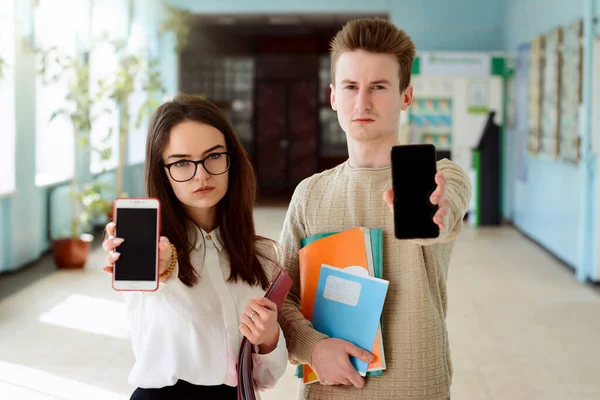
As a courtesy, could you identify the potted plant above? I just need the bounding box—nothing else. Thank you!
[38,46,109,268]
[79,181,114,228]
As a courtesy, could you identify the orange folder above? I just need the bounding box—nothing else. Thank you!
[298,227,385,384]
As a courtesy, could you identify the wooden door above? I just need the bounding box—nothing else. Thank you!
[255,81,287,188]
[254,80,319,190]
[288,81,318,183]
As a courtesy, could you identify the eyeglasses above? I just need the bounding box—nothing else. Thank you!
[164,152,231,182]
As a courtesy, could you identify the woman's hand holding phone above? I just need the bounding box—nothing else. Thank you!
[102,221,173,275]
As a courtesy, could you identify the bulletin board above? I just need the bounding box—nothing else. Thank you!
[515,44,531,182]
[559,19,583,164]
[540,27,562,158]
[528,36,544,154]
[593,37,600,155]
[409,97,453,150]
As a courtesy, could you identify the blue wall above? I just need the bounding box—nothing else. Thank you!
[167,0,504,51]
[502,0,597,277]
[504,0,586,50]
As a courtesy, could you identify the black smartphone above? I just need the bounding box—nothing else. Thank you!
[390,144,439,239]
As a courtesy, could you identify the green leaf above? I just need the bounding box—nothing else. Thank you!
[97,147,113,161]
[77,136,89,147]
[160,5,193,53]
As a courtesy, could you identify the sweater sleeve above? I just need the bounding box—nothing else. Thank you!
[412,158,472,246]
[277,179,328,366]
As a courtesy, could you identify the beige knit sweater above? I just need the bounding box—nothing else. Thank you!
[278,158,471,400]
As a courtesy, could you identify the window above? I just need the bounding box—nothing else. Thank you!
[34,0,79,187]
[318,55,346,156]
[89,0,127,174]
[128,60,150,165]
[0,0,16,196]
[127,10,153,166]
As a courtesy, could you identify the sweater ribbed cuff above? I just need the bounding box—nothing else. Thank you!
[291,327,328,366]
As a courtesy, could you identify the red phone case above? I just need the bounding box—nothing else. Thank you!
[111,198,161,292]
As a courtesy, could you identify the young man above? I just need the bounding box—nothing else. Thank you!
[278,17,471,400]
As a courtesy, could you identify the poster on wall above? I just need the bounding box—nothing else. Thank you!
[409,97,453,150]
[516,44,531,182]
[559,19,583,164]
[408,77,453,150]
[528,36,543,154]
[506,73,516,129]
[411,77,453,97]
[466,80,489,114]
[594,37,600,155]
[540,27,562,158]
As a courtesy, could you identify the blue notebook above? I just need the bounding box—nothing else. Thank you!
[311,264,389,376]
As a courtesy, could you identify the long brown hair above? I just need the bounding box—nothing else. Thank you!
[145,94,271,288]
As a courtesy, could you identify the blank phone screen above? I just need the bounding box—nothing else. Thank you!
[114,208,158,281]
[391,145,439,239]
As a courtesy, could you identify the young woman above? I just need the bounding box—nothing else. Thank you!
[102,95,288,399]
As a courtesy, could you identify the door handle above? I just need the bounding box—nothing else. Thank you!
[280,139,289,148]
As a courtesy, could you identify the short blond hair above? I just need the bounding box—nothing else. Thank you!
[330,17,416,91]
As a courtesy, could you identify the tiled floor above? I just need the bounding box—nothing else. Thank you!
[1,207,599,400]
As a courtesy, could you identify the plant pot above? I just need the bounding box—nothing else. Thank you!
[52,236,93,269]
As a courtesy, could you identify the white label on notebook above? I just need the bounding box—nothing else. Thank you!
[323,275,361,307]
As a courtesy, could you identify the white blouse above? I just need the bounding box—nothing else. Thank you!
[122,226,288,392]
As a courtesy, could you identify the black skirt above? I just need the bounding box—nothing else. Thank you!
[130,379,237,400]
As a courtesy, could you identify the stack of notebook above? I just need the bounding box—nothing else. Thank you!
[237,267,293,400]
[294,227,389,384]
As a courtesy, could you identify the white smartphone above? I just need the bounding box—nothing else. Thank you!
[112,198,160,291]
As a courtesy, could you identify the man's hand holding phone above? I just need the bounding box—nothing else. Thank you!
[384,170,448,230]
[102,221,172,276]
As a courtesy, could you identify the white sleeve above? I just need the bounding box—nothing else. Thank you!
[251,326,289,390]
